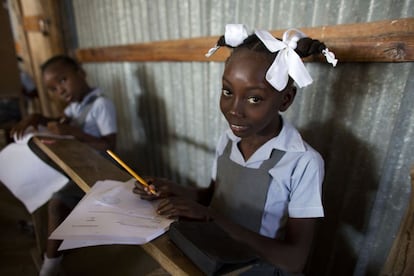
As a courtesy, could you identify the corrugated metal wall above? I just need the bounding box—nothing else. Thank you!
[69,1,414,275]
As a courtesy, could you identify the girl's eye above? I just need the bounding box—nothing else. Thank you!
[48,87,57,93]
[60,77,66,84]
[247,96,262,104]
[222,89,232,97]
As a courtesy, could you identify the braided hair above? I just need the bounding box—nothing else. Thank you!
[215,33,327,90]
[216,33,326,59]
[41,55,81,74]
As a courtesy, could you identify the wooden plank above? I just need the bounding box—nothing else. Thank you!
[76,37,230,62]
[32,137,130,192]
[142,235,204,276]
[20,0,66,117]
[22,15,43,32]
[381,165,414,275]
[76,18,414,63]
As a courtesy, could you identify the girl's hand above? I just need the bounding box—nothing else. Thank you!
[132,177,178,200]
[132,182,159,200]
[156,197,210,220]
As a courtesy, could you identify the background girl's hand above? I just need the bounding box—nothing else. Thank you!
[156,197,210,220]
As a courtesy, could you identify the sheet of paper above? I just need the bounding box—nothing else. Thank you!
[59,239,135,251]
[50,179,173,250]
[0,141,69,213]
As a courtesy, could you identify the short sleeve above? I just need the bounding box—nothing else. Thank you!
[91,97,117,136]
[288,151,325,218]
[64,104,74,118]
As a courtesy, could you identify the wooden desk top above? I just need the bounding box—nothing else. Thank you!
[32,136,129,192]
[32,137,203,276]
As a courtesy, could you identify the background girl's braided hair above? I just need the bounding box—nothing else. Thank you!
[216,33,327,59]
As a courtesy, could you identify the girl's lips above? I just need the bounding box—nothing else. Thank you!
[230,124,248,132]
[62,94,72,102]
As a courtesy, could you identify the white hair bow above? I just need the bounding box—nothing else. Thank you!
[206,25,338,91]
[255,29,313,91]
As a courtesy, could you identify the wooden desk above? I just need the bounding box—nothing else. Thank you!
[32,136,203,276]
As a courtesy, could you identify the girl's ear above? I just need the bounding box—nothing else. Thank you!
[279,86,296,112]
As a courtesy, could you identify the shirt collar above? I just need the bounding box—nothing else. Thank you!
[79,88,101,107]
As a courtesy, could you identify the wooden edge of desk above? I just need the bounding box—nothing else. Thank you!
[32,137,91,193]
[142,234,204,276]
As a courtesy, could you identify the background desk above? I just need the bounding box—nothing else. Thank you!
[32,136,203,275]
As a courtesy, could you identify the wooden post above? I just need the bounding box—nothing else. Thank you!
[381,165,414,275]
[17,0,66,117]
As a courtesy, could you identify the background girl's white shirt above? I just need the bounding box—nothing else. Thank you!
[64,88,117,137]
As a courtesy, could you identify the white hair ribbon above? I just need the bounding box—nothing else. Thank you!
[224,24,249,47]
[255,29,313,91]
[205,45,220,58]
[206,25,338,89]
[322,48,338,67]
[205,24,249,58]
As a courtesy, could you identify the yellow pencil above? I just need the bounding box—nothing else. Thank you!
[106,150,157,195]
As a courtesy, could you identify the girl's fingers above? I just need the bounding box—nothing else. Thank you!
[157,198,171,210]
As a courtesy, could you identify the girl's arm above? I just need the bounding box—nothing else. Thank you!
[212,211,316,273]
[152,179,315,273]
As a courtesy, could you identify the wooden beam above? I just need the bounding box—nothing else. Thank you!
[76,18,414,63]
[76,36,230,62]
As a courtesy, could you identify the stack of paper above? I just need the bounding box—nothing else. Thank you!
[50,179,174,250]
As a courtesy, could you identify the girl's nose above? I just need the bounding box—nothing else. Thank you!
[56,85,64,95]
[229,99,243,117]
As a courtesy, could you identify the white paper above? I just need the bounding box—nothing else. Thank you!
[59,239,135,250]
[0,130,69,213]
[50,179,173,250]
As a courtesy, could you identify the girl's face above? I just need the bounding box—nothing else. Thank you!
[220,48,295,143]
[42,61,90,103]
